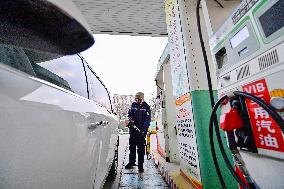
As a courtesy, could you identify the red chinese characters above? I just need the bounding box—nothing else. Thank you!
[177,107,190,119]
[242,79,284,152]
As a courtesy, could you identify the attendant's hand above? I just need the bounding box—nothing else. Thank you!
[126,120,134,127]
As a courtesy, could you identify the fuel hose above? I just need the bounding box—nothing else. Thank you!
[233,91,284,131]
[196,0,228,188]
[209,95,250,189]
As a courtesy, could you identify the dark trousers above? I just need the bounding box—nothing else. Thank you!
[128,133,145,168]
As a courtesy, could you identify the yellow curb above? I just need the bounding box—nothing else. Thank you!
[168,170,195,189]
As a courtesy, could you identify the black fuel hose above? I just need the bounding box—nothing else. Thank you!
[209,96,229,189]
[195,0,254,188]
[234,91,284,130]
[196,0,227,188]
[209,95,250,189]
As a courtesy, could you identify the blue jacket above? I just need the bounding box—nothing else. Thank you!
[128,101,151,134]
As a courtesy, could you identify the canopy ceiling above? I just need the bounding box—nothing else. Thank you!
[72,0,168,36]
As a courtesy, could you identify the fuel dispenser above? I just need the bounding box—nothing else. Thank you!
[198,0,284,188]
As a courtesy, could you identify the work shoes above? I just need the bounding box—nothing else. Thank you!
[125,163,134,169]
[138,165,144,173]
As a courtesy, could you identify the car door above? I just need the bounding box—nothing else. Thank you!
[0,46,100,189]
[83,62,118,188]
[95,89,118,188]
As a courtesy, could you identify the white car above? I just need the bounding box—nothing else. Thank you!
[0,1,118,189]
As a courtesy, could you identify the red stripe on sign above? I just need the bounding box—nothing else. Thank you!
[242,79,284,152]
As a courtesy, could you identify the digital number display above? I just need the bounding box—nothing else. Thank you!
[230,26,250,48]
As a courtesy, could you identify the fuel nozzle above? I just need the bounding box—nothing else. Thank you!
[221,95,258,152]
[220,99,244,132]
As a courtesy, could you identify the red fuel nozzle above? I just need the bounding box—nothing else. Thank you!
[220,107,243,131]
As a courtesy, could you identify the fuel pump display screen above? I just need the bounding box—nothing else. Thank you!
[230,26,250,48]
[259,0,284,38]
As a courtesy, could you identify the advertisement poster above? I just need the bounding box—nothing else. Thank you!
[165,0,190,98]
[165,0,202,187]
[176,96,202,188]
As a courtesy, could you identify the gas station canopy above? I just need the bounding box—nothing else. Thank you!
[73,0,168,37]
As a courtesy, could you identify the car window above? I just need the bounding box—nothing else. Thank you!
[0,44,35,76]
[0,44,88,98]
[84,60,112,112]
[31,53,89,98]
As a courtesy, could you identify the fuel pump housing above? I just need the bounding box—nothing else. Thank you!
[210,0,284,188]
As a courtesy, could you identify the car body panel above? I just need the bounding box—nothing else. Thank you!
[0,63,117,188]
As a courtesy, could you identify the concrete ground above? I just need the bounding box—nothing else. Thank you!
[103,134,169,189]
[150,135,194,189]
[153,151,194,189]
